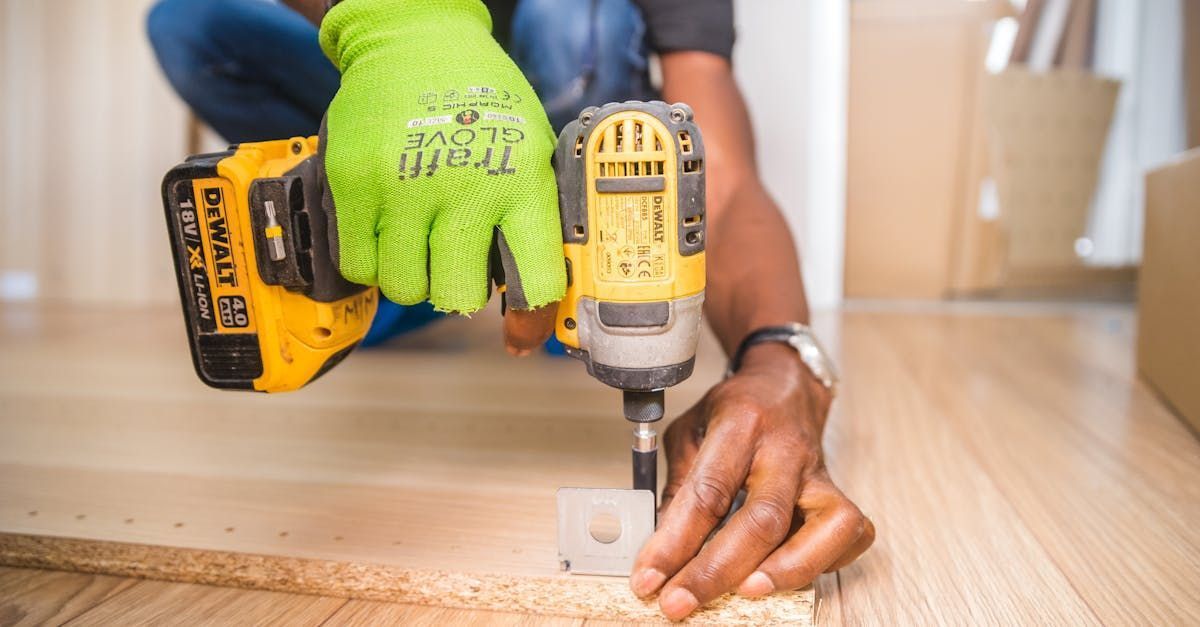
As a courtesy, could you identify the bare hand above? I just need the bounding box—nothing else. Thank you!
[629,343,875,620]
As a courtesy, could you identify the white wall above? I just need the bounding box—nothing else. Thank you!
[0,0,850,309]
[734,0,848,309]
[0,0,189,305]
[1088,0,1188,266]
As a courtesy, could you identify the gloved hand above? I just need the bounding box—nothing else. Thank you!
[319,0,565,319]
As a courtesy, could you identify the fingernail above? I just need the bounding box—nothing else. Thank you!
[630,568,666,597]
[505,344,531,357]
[660,588,699,620]
[738,571,775,597]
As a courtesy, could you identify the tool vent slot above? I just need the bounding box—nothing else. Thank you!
[593,116,667,190]
[678,131,693,154]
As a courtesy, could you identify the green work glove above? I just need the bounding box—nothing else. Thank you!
[319,0,565,313]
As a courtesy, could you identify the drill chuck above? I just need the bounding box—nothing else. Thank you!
[623,389,665,423]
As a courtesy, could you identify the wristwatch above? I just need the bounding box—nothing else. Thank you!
[727,323,839,397]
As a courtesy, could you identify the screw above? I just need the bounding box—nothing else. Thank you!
[291,141,303,154]
[564,318,577,330]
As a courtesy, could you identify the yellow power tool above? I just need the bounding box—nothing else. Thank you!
[553,101,706,497]
[162,102,705,502]
[161,137,377,392]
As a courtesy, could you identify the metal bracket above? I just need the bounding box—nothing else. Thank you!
[556,487,654,576]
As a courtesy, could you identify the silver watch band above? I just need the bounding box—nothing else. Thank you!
[726,322,839,396]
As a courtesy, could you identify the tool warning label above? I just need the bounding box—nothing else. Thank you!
[596,193,670,283]
[188,179,256,333]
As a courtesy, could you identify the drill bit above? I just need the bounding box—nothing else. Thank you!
[624,390,664,503]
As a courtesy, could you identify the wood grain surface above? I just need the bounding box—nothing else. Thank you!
[0,566,606,627]
[2,301,1199,624]
[0,566,133,626]
[0,303,813,625]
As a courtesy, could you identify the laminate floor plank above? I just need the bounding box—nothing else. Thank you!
[0,566,134,626]
[888,310,1200,624]
[64,578,346,626]
[818,312,1098,626]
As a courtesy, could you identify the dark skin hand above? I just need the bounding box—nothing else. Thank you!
[286,2,872,616]
[627,52,874,619]
[511,52,875,619]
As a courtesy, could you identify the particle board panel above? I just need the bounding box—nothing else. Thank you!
[3,303,1200,624]
[0,565,598,627]
[0,304,814,625]
[326,599,584,626]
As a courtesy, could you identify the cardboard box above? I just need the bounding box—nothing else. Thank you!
[1138,149,1200,432]
[844,0,1012,298]
[983,68,1119,277]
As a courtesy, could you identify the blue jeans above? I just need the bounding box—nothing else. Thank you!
[147,0,655,345]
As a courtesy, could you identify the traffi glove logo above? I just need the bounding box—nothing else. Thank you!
[318,0,565,314]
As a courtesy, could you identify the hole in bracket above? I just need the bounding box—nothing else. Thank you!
[588,513,622,544]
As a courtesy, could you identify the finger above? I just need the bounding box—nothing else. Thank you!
[655,445,802,620]
[641,407,705,598]
[428,208,495,313]
[376,209,431,305]
[629,411,755,599]
[495,183,566,311]
[503,304,556,356]
[736,473,869,596]
[824,516,875,573]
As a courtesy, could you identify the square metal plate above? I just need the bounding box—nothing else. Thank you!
[556,487,654,576]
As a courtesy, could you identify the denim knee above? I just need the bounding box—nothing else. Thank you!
[146,0,233,102]
[510,0,656,130]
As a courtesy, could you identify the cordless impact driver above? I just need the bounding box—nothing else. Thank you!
[161,101,705,503]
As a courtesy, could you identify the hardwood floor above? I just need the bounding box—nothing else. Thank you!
[0,301,1197,624]
[0,566,580,626]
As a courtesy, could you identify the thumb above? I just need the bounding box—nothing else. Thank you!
[503,304,557,356]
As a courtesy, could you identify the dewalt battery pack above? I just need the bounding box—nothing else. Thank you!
[161,137,375,392]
